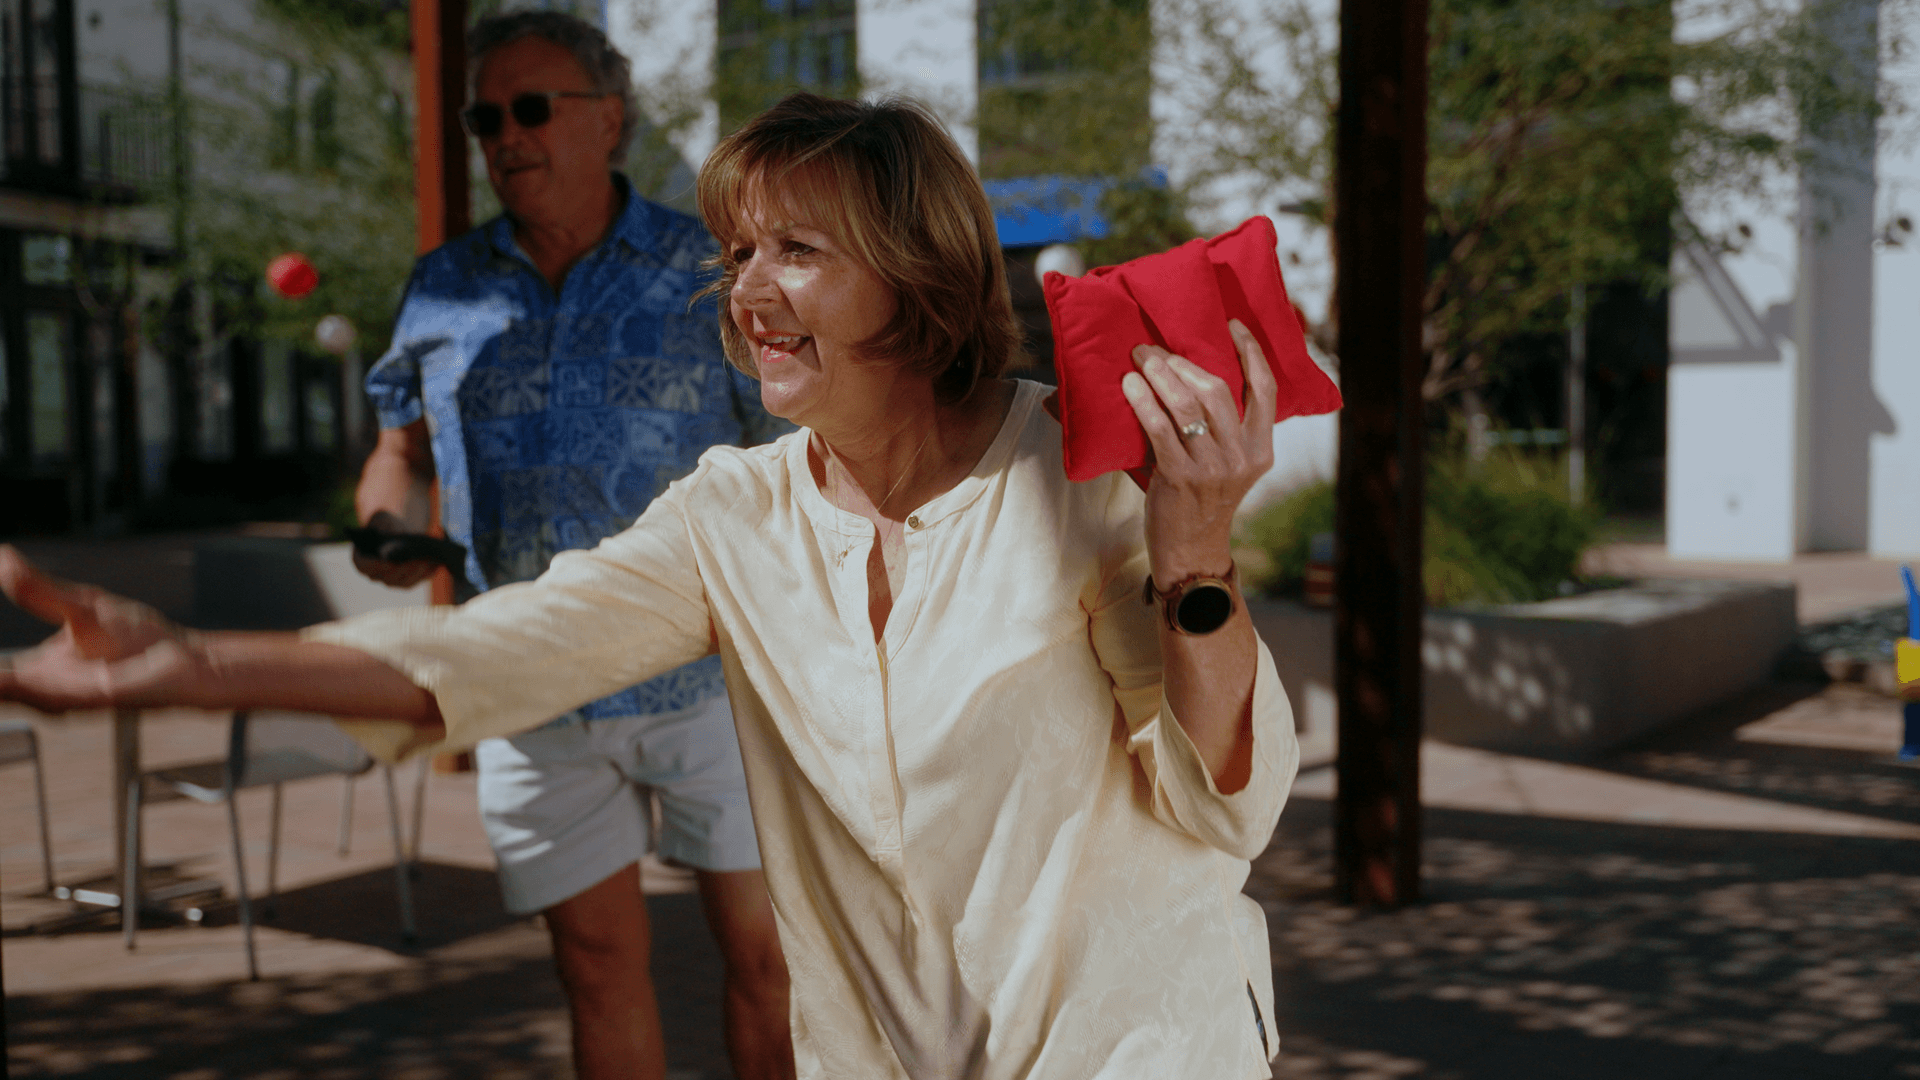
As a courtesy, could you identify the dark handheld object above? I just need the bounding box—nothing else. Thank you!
[346,527,468,575]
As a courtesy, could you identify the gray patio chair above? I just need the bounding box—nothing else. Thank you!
[337,754,430,862]
[124,710,417,980]
[0,717,56,894]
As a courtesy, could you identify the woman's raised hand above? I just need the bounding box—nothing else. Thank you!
[0,546,210,713]
[1119,318,1278,588]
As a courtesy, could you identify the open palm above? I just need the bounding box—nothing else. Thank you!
[0,546,207,712]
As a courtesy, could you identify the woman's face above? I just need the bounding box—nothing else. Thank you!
[726,191,898,428]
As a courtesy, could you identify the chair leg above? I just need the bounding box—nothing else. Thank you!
[337,772,356,855]
[226,794,259,982]
[30,731,54,895]
[265,782,283,919]
[408,756,429,868]
[123,775,141,951]
[381,766,417,944]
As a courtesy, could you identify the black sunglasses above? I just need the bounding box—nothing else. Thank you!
[461,90,606,138]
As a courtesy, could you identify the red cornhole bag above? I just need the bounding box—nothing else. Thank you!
[1040,215,1342,484]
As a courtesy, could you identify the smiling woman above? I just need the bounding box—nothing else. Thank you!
[0,92,1301,1079]
[720,210,900,426]
[698,95,1019,407]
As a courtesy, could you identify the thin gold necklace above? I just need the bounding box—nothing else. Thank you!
[823,424,935,567]
[826,424,935,518]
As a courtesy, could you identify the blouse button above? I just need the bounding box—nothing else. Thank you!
[907,515,923,529]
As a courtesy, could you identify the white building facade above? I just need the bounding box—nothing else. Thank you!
[1668,0,1920,559]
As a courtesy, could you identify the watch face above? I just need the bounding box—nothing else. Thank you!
[1176,583,1234,634]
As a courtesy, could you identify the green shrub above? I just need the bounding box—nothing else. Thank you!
[1243,480,1336,594]
[1244,448,1599,607]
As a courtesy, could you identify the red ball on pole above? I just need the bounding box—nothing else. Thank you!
[265,252,319,299]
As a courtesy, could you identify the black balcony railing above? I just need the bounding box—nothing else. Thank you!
[79,82,168,196]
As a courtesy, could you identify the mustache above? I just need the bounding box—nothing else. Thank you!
[491,151,546,171]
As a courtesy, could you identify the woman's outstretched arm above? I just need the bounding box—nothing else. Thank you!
[0,546,444,735]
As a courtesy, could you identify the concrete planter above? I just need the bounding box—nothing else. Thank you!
[1248,578,1799,760]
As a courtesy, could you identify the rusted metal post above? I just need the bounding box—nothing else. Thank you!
[1332,0,1428,907]
[411,0,471,780]
[411,0,467,612]
[412,0,470,256]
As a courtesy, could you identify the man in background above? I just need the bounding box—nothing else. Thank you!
[351,12,791,1079]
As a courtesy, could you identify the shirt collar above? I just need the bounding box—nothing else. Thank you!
[485,173,653,263]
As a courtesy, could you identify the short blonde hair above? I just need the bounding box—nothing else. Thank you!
[697,93,1022,404]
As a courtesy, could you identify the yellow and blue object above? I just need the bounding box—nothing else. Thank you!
[1901,565,1920,760]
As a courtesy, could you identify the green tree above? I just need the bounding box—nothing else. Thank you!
[1153,0,1903,402]
[974,0,1200,264]
[171,0,419,350]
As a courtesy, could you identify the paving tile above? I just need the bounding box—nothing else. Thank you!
[9,535,1920,1078]
[4,703,739,1079]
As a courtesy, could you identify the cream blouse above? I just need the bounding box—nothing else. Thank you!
[309,379,1299,1079]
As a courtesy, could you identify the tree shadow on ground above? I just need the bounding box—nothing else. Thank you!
[6,892,735,1080]
[1598,681,1920,829]
[1252,797,1920,1080]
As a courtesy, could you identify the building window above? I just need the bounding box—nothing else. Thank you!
[303,370,335,451]
[261,338,295,453]
[195,346,232,460]
[2,0,75,185]
[26,309,68,462]
[716,0,857,133]
[20,230,67,284]
[974,0,1151,181]
[86,317,114,488]
[310,72,340,171]
[268,59,299,169]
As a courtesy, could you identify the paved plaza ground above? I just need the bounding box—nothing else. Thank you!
[3,534,1919,1078]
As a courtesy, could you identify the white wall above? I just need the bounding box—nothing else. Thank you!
[1868,11,1920,557]
[1666,0,1920,559]
[1668,360,1802,559]
[77,0,171,85]
[1667,235,1802,559]
[856,0,977,164]
[1870,222,1920,556]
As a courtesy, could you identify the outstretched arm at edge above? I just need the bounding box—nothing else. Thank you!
[0,545,445,737]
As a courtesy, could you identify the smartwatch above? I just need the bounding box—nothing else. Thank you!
[1143,563,1238,636]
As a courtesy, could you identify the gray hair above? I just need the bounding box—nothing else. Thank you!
[469,11,638,164]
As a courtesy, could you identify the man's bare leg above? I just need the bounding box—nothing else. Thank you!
[695,868,795,1080]
[543,862,664,1080]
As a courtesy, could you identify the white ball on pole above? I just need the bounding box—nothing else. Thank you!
[1034,244,1085,283]
[315,314,357,355]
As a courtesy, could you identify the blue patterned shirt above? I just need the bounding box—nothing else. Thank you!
[366,177,785,725]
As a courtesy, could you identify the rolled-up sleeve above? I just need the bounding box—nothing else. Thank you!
[363,267,442,431]
[1086,484,1299,860]
[305,478,717,754]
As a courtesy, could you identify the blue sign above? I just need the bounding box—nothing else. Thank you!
[983,168,1168,248]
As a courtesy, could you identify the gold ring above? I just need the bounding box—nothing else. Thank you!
[1180,420,1209,440]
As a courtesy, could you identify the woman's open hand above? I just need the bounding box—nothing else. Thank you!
[0,546,210,712]
[1120,319,1277,588]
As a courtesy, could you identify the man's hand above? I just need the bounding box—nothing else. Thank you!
[351,510,444,589]
[0,546,211,713]
[353,420,440,589]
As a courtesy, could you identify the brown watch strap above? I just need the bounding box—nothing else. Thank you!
[1143,562,1239,634]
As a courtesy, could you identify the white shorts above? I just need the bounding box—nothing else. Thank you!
[474,692,761,915]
